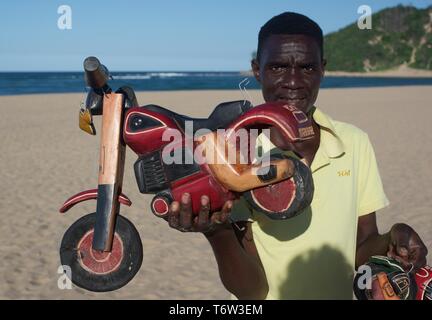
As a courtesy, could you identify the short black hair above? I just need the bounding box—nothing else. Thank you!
[256,12,324,61]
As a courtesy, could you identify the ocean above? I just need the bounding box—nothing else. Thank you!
[1,71,432,95]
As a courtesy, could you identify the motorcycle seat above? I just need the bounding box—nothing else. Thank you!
[142,100,253,134]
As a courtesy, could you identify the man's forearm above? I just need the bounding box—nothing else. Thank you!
[205,227,268,300]
[356,231,391,268]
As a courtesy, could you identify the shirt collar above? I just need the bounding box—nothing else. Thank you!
[256,106,345,172]
[310,106,345,172]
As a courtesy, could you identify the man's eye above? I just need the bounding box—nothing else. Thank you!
[303,65,315,72]
[271,66,285,72]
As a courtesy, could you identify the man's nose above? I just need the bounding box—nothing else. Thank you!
[281,67,303,89]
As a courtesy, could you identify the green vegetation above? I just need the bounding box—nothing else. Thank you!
[324,5,432,71]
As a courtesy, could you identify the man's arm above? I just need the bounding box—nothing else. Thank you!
[205,221,269,300]
[356,212,428,270]
[356,212,390,268]
[166,193,268,300]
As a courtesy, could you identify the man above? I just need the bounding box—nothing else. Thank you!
[165,12,428,299]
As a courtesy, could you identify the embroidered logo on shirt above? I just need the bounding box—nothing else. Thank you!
[338,170,351,177]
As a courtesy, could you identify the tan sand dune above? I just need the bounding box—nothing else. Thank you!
[0,86,430,299]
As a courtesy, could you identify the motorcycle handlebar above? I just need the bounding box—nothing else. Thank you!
[84,56,110,90]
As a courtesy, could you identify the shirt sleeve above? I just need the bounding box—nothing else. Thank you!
[230,196,254,222]
[357,133,390,216]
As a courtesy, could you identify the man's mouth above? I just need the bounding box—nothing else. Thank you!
[277,96,306,103]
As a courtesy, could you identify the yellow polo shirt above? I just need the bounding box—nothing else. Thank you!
[230,106,389,300]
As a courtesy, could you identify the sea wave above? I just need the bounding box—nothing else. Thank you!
[148,72,188,78]
[112,72,239,80]
[113,74,152,80]
[113,72,188,80]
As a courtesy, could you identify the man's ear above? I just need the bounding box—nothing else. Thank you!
[321,58,327,77]
[251,59,261,83]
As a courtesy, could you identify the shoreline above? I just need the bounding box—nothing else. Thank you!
[325,70,432,78]
[1,83,432,98]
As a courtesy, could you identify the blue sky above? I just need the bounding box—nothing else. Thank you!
[0,0,431,71]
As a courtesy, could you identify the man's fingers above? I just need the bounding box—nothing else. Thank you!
[395,241,410,258]
[219,200,233,223]
[391,224,411,257]
[168,201,180,229]
[398,246,409,257]
[209,200,233,226]
[394,256,411,270]
[410,247,427,270]
[179,193,193,230]
[196,195,210,230]
[387,241,411,270]
[393,243,411,270]
[391,224,428,270]
[211,211,223,225]
[387,243,395,258]
[408,241,428,269]
[389,244,424,271]
[168,195,234,234]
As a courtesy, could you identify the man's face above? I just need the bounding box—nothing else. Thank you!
[252,34,325,114]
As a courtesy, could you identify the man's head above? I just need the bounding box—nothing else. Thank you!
[252,12,326,114]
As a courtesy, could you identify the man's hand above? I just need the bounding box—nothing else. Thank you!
[387,223,428,270]
[166,193,233,235]
[356,213,428,271]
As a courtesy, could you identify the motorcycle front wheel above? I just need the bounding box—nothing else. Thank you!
[59,212,143,292]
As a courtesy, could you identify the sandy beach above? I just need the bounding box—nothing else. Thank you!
[0,86,431,299]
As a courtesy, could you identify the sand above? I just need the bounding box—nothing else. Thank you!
[0,86,431,299]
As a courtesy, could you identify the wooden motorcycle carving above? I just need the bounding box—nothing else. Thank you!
[59,57,315,292]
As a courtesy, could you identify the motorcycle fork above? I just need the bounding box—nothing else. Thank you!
[92,93,126,252]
